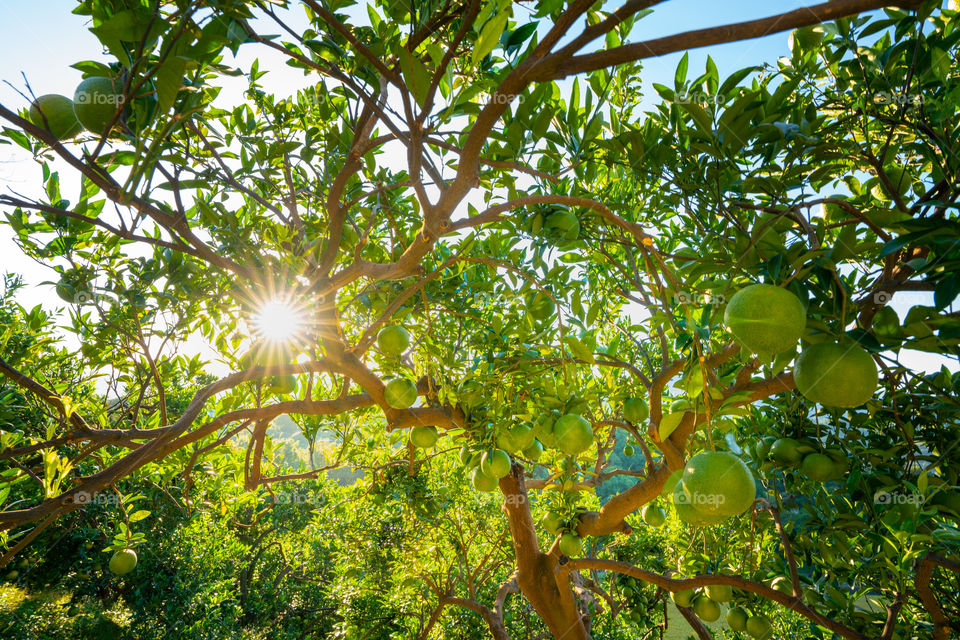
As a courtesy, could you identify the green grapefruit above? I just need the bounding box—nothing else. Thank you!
[481,449,511,479]
[692,595,721,622]
[794,342,879,407]
[745,615,773,639]
[410,425,438,448]
[623,397,649,423]
[558,533,582,556]
[384,378,418,409]
[29,94,82,140]
[673,482,725,526]
[642,504,666,527]
[724,284,806,354]
[770,438,804,465]
[543,210,579,244]
[553,414,593,456]
[681,451,756,516]
[108,548,138,575]
[471,467,498,492]
[801,453,835,482]
[377,325,410,356]
[727,607,749,631]
[705,584,733,602]
[73,76,124,133]
[542,511,564,535]
[671,589,696,607]
[523,440,544,461]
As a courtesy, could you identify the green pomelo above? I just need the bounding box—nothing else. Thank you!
[724,284,806,354]
[29,94,82,140]
[558,533,582,556]
[384,378,418,409]
[681,451,756,516]
[108,548,138,575]
[481,449,511,479]
[542,511,563,535]
[671,589,696,607]
[801,453,835,482]
[523,440,544,461]
[377,325,410,356]
[727,607,749,631]
[471,468,499,492]
[705,584,733,602]
[770,438,804,465]
[642,504,666,527]
[410,425,438,448]
[553,414,593,456]
[692,595,721,622]
[74,76,124,133]
[794,342,878,407]
[623,397,649,423]
[623,444,635,457]
[745,615,774,639]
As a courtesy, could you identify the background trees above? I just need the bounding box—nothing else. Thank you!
[0,0,959,638]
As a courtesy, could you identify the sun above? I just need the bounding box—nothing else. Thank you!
[253,299,305,343]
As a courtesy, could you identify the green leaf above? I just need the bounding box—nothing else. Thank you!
[128,509,151,523]
[154,56,190,115]
[398,48,432,109]
[473,10,510,65]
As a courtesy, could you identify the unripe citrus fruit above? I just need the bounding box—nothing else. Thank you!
[543,210,579,244]
[384,378,418,409]
[471,467,498,492]
[480,449,511,479]
[410,425,438,448]
[745,615,774,639]
[525,291,556,321]
[671,589,696,607]
[770,438,804,465]
[377,325,410,356]
[642,504,666,527]
[523,440,544,461]
[705,584,733,602]
[266,374,297,395]
[498,423,533,453]
[108,548,138,575]
[673,482,725,526]
[794,342,878,407]
[724,284,806,354]
[553,414,593,456]
[681,451,756,516]
[623,444,635,457]
[726,607,749,631]
[623,397,649,423]
[74,76,124,133]
[801,453,835,482]
[559,533,582,556]
[542,511,563,534]
[29,94,82,140]
[692,595,721,622]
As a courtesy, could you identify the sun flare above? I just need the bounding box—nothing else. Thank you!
[253,299,305,343]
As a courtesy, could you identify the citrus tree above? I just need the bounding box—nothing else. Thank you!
[1,0,959,638]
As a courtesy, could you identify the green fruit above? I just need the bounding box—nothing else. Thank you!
[559,533,582,556]
[671,589,696,607]
[498,423,534,453]
[384,379,418,409]
[377,325,410,356]
[525,291,556,321]
[623,397,649,423]
[108,548,137,575]
[724,284,806,355]
[681,451,756,516]
[727,607,749,631]
[29,94,82,140]
[481,449,511,479]
[801,453,835,482]
[471,467,499,492]
[623,444,635,457]
[266,374,297,395]
[542,511,564,534]
[523,440,544,461]
[642,504,666,527]
[410,426,438,448]
[692,595,721,622]
[73,76,124,133]
[553,414,593,456]
[794,342,879,408]
[669,398,693,413]
[673,482,725,526]
[56,282,77,304]
[745,615,773,639]
[459,446,474,466]
[770,438,804,465]
[543,210,580,244]
[705,584,733,602]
